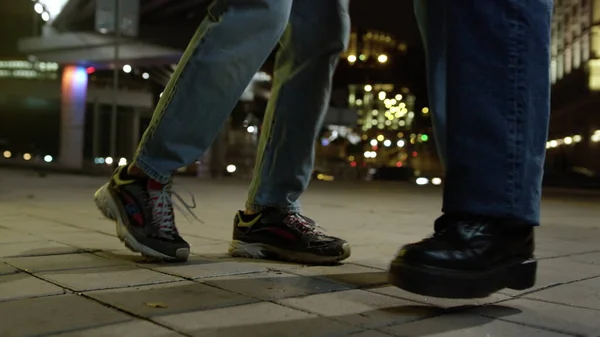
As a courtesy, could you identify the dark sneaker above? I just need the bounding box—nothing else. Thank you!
[388,214,537,299]
[229,208,351,264]
[94,165,193,261]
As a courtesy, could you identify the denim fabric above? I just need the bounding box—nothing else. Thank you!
[133,0,350,212]
[414,0,553,225]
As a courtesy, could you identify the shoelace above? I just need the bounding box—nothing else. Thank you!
[285,213,326,235]
[149,184,203,235]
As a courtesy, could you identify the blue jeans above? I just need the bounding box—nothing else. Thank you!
[133,0,350,212]
[415,0,552,225]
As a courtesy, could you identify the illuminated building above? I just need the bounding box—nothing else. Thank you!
[342,28,408,67]
[351,85,416,133]
[546,0,600,176]
[0,60,59,80]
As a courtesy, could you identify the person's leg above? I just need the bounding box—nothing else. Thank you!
[389,0,552,298]
[94,0,293,262]
[414,0,447,166]
[228,0,351,264]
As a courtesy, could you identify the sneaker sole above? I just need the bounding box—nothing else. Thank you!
[94,183,190,262]
[228,239,351,265]
[388,258,537,299]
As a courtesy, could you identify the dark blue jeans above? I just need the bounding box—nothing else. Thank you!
[415,0,553,225]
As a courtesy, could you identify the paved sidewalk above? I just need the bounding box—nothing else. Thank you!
[0,169,599,336]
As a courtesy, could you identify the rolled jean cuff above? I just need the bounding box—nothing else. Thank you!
[133,155,173,184]
[245,201,301,214]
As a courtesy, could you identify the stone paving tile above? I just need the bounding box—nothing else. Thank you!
[202,270,351,301]
[471,298,600,336]
[379,313,573,336]
[0,240,81,258]
[288,263,388,289]
[500,257,600,297]
[0,228,43,244]
[86,281,257,317]
[278,289,440,329]
[0,294,131,336]
[156,301,362,336]
[51,321,184,337]
[568,251,600,266]
[4,253,125,273]
[345,245,398,270]
[346,331,394,337]
[49,232,127,251]
[0,273,65,301]
[525,277,600,311]
[214,257,305,272]
[178,236,228,256]
[37,265,183,291]
[148,256,269,279]
[96,250,154,263]
[535,237,600,259]
[368,286,511,309]
[0,262,18,275]
[189,243,231,256]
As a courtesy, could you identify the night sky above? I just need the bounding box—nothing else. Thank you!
[350,1,420,44]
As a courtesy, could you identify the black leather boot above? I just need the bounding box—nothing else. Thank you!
[388,214,537,299]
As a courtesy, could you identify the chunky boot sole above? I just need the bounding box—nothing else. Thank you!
[388,258,537,299]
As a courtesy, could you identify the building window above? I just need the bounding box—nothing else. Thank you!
[551,58,557,84]
[582,32,590,62]
[573,39,581,69]
[565,46,572,75]
[557,52,564,80]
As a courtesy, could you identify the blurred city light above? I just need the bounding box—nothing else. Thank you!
[3,151,11,159]
[122,65,132,73]
[416,177,429,185]
[43,155,53,163]
[34,3,44,14]
[364,84,372,92]
[142,72,150,80]
[105,157,114,165]
[347,55,357,63]
[118,158,127,166]
[23,153,32,161]
[226,164,236,173]
[377,54,388,63]
[431,177,442,185]
[247,126,256,133]
[364,151,377,158]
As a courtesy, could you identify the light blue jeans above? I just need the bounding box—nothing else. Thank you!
[133,0,350,213]
[415,0,553,225]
